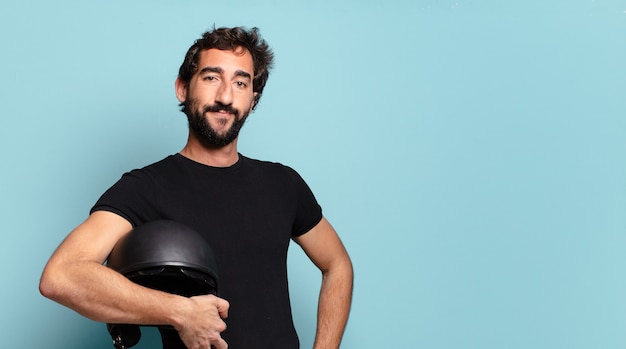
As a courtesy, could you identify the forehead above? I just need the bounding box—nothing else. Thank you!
[197,48,254,76]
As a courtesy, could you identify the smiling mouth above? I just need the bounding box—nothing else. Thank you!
[208,110,234,123]
[202,103,240,120]
[206,109,236,119]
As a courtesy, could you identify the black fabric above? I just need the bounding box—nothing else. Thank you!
[93,154,322,349]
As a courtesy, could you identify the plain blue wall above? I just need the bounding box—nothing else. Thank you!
[1,1,625,348]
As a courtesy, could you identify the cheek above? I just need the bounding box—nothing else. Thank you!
[191,84,217,100]
[237,94,255,111]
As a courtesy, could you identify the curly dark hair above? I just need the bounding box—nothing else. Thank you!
[178,26,275,111]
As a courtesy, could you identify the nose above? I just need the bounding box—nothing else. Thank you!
[216,81,233,106]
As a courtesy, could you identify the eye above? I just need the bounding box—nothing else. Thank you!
[235,81,248,88]
[203,75,218,82]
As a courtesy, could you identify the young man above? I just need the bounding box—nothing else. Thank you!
[39,26,353,349]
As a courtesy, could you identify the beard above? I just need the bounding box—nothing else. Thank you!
[183,98,251,147]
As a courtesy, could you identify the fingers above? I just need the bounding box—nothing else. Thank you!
[178,294,230,349]
[214,296,230,319]
[210,337,228,349]
[180,327,227,349]
[210,297,229,348]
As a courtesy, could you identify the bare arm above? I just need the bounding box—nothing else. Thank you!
[293,217,354,349]
[39,211,229,349]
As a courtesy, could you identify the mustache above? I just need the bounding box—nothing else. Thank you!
[203,102,240,117]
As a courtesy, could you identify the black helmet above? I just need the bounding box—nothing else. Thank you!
[105,220,219,349]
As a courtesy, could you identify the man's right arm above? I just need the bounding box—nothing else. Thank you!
[39,210,229,349]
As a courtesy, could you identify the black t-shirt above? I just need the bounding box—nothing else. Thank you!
[92,154,322,349]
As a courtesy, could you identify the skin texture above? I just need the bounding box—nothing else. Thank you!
[40,47,353,349]
[294,218,353,349]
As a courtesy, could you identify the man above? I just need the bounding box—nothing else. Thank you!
[39,26,353,349]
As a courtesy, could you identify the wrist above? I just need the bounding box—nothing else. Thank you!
[165,294,191,330]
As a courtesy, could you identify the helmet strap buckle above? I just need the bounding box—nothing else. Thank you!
[112,334,127,349]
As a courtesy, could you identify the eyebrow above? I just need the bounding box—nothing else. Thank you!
[199,66,223,75]
[234,70,252,80]
[199,66,252,80]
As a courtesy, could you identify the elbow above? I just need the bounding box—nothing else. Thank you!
[343,257,354,284]
[39,269,56,300]
[39,265,65,302]
[324,254,354,281]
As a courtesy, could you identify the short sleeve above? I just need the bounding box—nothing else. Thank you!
[90,169,159,227]
[284,166,323,237]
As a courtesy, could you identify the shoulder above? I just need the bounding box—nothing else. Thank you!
[241,155,303,180]
[138,154,181,173]
[122,154,190,179]
[241,154,301,173]
[100,155,182,194]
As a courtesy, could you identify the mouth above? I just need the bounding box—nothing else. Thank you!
[215,110,234,116]
[206,108,238,120]
[208,110,234,124]
[201,104,240,126]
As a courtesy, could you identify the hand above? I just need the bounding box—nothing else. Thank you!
[176,294,230,349]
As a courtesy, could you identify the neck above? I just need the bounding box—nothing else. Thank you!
[179,134,240,167]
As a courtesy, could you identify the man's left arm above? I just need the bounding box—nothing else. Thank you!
[293,217,354,349]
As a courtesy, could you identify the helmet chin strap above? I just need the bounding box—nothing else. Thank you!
[107,324,188,349]
[108,324,141,349]
[112,333,128,349]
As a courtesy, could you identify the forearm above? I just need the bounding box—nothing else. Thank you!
[313,258,354,349]
[40,259,187,327]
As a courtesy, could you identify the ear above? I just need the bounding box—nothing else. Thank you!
[175,78,187,103]
[250,92,258,110]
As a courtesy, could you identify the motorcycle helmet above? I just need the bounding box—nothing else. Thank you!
[105,220,219,349]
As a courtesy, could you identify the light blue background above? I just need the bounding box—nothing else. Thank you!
[1,1,625,348]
